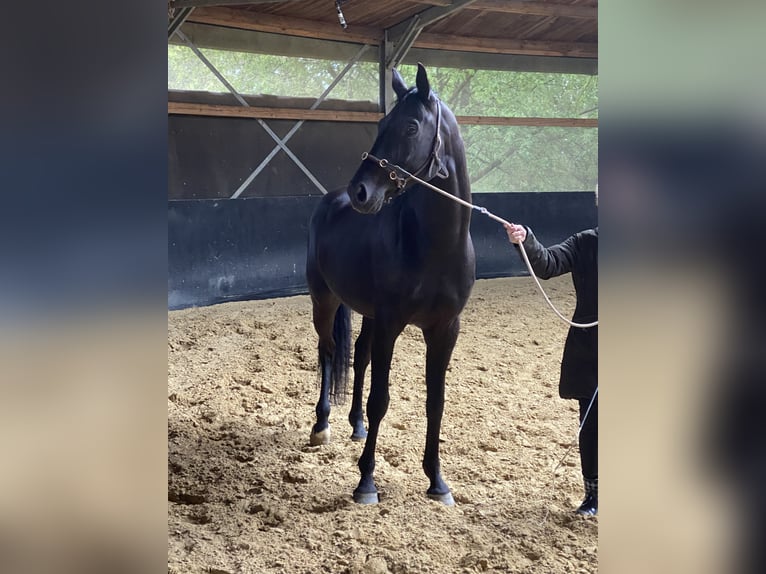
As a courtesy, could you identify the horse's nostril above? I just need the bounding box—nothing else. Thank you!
[356,184,367,203]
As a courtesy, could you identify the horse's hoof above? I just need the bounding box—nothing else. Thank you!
[427,491,455,506]
[352,490,380,505]
[350,429,367,442]
[309,426,331,446]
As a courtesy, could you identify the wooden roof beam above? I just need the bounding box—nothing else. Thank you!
[385,0,480,68]
[173,0,307,7]
[187,7,382,44]
[416,32,595,57]
[395,0,480,31]
[410,0,598,20]
[168,101,599,127]
[188,7,596,57]
[169,101,381,122]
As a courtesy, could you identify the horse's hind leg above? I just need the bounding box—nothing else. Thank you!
[310,294,340,446]
[421,317,461,506]
[349,317,373,441]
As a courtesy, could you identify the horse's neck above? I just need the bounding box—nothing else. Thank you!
[412,146,472,249]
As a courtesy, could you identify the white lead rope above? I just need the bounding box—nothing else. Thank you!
[395,164,601,506]
[374,158,598,329]
[364,154,599,506]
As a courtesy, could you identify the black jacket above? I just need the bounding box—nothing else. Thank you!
[518,228,598,400]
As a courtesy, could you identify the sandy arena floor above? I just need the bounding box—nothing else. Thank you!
[168,276,597,573]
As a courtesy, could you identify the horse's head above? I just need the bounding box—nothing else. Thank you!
[348,63,447,215]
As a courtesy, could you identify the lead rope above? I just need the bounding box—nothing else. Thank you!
[363,154,599,517]
[539,386,599,525]
[362,154,598,329]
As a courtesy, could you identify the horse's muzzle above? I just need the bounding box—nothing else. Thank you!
[355,183,368,204]
[348,182,384,215]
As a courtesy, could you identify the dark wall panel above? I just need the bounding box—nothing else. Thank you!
[168,192,596,309]
[470,191,598,278]
[169,196,320,309]
[168,114,377,199]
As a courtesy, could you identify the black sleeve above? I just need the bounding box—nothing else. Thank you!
[515,227,579,279]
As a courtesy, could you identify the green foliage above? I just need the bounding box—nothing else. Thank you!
[462,125,597,191]
[168,45,597,192]
[399,64,597,119]
[168,45,379,100]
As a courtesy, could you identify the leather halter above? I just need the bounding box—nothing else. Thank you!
[361,99,449,203]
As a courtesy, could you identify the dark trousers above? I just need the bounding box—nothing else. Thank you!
[578,394,598,480]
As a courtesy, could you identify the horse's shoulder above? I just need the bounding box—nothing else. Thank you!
[324,187,348,204]
[316,188,351,217]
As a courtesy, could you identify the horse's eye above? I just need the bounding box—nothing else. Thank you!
[406,122,419,136]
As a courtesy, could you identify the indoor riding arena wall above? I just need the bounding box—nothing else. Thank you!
[168,107,597,310]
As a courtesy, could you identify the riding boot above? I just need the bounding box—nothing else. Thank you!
[576,477,598,516]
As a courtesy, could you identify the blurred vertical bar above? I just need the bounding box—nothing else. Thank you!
[0,1,167,572]
[600,2,766,573]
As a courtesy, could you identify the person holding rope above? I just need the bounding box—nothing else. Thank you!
[504,218,598,516]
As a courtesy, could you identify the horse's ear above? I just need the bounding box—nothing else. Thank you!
[416,63,432,103]
[391,69,408,100]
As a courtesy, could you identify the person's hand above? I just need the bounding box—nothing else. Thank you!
[504,222,527,244]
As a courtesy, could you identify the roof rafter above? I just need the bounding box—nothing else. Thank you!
[409,0,597,19]
[385,1,479,68]
[417,31,595,57]
[187,7,596,58]
[172,0,307,8]
[168,101,599,127]
[188,7,381,44]
[390,0,480,32]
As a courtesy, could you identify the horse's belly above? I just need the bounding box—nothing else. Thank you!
[406,268,474,328]
[327,279,376,318]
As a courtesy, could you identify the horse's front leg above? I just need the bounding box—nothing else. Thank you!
[353,317,405,504]
[422,317,461,506]
[349,317,373,441]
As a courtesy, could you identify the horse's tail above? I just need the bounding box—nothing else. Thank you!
[329,304,351,405]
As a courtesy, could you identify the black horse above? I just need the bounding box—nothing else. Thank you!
[306,64,475,505]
